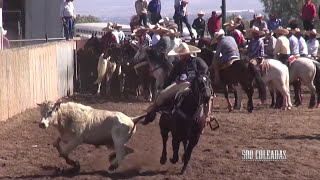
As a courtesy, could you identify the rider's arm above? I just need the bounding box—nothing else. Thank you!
[164,62,180,88]
[196,58,209,75]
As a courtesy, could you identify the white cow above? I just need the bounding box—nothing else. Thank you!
[38,101,146,171]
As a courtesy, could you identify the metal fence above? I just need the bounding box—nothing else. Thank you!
[0,40,75,122]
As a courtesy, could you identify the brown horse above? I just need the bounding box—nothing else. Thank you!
[143,74,213,174]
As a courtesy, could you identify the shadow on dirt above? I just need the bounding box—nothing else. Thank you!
[0,166,168,180]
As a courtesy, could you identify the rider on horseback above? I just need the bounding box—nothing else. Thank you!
[273,27,291,64]
[211,29,240,85]
[144,42,213,123]
[245,26,265,64]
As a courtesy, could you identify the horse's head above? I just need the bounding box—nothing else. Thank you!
[105,43,123,62]
[191,74,212,103]
[84,34,103,55]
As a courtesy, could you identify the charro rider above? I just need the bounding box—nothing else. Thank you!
[143,42,213,123]
[211,29,240,85]
[245,26,265,63]
[273,27,290,64]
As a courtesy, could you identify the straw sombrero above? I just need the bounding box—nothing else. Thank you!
[112,23,122,29]
[168,42,201,56]
[291,28,305,36]
[274,27,289,35]
[246,26,265,38]
[234,15,243,20]
[102,24,115,32]
[223,20,239,32]
[256,13,263,18]
[150,26,170,35]
[158,17,170,25]
[197,11,205,16]
[211,29,225,44]
[131,27,149,36]
[165,22,178,30]
[164,28,181,37]
[305,29,320,38]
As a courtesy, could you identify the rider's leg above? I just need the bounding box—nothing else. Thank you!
[212,60,221,84]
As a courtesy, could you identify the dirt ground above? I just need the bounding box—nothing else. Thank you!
[0,92,319,180]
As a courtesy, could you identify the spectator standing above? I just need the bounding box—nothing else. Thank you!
[301,0,316,31]
[267,14,282,31]
[60,0,76,40]
[306,29,319,58]
[192,11,206,38]
[135,0,149,26]
[148,0,162,24]
[249,14,257,28]
[252,14,268,31]
[234,15,245,33]
[224,21,245,49]
[174,1,194,38]
[264,30,277,58]
[207,11,222,38]
[288,17,298,30]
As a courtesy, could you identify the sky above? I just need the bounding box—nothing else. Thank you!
[74,0,264,18]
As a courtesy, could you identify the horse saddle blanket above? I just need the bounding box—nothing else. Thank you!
[220,56,240,70]
[288,56,297,67]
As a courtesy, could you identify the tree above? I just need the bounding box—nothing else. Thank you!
[260,0,320,29]
[75,15,100,24]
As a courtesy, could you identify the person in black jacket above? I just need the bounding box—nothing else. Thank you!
[192,11,206,38]
[145,42,213,123]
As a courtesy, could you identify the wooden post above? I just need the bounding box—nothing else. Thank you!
[0,8,3,51]
[221,0,226,31]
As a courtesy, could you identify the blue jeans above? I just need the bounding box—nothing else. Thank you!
[63,17,74,40]
[177,16,193,37]
[221,52,240,63]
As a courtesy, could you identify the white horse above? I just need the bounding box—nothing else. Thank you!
[260,59,292,110]
[94,53,120,95]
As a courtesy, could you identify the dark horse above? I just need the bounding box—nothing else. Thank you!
[144,74,213,174]
[198,48,266,112]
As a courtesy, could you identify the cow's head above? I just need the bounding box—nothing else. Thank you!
[37,101,62,129]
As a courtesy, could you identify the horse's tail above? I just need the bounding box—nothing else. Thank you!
[285,66,290,93]
[248,63,267,101]
[312,61,320,99]
[94,54,109,84]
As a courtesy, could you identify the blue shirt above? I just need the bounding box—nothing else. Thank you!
[247,37,264,59]
[267,19,282,31]
[214,36,240,63]
[148,0,161,14]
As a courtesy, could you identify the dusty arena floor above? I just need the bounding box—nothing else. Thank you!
[0,92,319,180]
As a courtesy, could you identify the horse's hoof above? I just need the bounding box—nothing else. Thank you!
[227,107,233,112]
[108,164,119,171]
[160,156,167,165]
[170,157,178,164]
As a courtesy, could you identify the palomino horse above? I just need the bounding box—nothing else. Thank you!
[259,59,292,110]
[272,57,320,108]
[143,74,213,174]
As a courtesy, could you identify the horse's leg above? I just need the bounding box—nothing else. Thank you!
[181,132,201,175]
[243,85,254,113]
[278,85,290,110]
[170,136,180,164]
[293,80,302,106]
[234,85,243,110]
[97,83,101,95]
[224,85,233,111]
[160,125,169,165]
[269,84,275,108]
[306,82,316,108]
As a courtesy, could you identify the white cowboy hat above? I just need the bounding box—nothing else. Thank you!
[197,11,205,16]
[164,28,181,37]
[1,27,7,35]
[274,26,289,35]
[168,42,201,56]
[246,26,265,38]
[158,17,170,25]
[256,13,263,18]
[234,15,243,20]
[211,29,225,44]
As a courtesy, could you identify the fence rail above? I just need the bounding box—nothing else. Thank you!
[0,40,75,122]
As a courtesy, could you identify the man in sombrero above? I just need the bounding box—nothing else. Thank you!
[211,29,240,85]
[306,29,319,59]
[246,26,265,63]
[286,27,300,57]
[293,28,308,57]
[224,20,245,50]
[143,42,213,123]
[273,27,290,64]
[192,11,206,38]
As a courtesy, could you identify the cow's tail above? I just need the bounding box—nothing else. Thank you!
[94,54,108,84]
[129,113,148,135]
[248,63,267,102]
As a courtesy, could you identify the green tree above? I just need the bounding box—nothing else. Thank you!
[75,15,100,24]
[259,0,320,29]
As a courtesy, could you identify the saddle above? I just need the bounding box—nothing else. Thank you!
[287,56,297,67]
[220,56,240,70]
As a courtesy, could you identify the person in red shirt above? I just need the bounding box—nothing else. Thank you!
[207,11,222,38]
[302,0,316,31]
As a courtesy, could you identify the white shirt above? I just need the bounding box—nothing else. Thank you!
[307,38,319,57]
[298,36,308,56]
[112,31,120,44]
[118,31,125,42]
[152,34,161,46]
[60,1,75,18]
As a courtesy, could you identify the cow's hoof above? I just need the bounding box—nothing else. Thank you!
[108,164,119,171]
[160,156,167,165]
